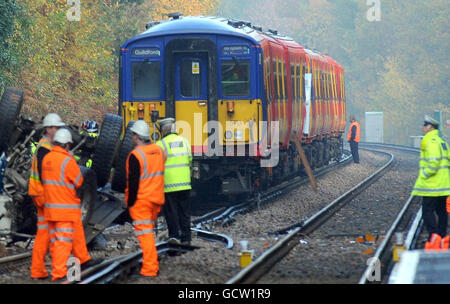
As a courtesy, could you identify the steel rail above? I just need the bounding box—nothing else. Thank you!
[358,195,419,284]
[0,252,31,264]
[79,251,142,284]
[73,241,200,284]
[227,149,394,284]
[359,142,420,154]
[404,207,423,250]
[191,228,234,249]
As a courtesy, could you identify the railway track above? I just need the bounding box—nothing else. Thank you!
[225,143,422,284]
[63,151,353,284]
[1,144,420,284]
[358,195,422,284]
[226,148,395,284]
[0,252,32,275]
[65,241,200,284]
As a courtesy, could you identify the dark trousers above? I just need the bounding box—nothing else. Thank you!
[422,196,448,238]
[350,141,359,163]
[164,190,191,243]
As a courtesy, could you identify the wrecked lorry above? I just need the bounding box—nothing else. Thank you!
[0,86,130,246]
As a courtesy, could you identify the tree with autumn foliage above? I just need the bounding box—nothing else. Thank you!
[2,0,217,124]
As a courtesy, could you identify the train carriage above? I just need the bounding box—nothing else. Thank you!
[116,14,346,197]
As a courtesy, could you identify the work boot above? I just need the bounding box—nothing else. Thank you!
[31,276,49,282]
[80,258,104,271]
[168,237,180,245]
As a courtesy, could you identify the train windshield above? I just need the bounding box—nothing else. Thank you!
[221,59,250,96]
[132,61,161,98]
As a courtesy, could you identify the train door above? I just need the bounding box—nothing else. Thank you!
[173,52,208,154]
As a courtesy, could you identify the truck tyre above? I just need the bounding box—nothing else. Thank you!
[0,87,24,154]
[78,166,97,225]
[91,114,123,188]
[111,121,136,193]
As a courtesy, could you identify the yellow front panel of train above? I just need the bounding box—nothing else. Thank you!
[218,99,262,145]
[121,101,166,138]
[175,100,208,151]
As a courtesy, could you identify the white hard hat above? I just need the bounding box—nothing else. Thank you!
[43,113,66,127]
[53,128,73,144]
[130,120,150,139]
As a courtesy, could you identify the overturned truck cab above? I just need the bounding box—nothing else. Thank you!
[0,86,127,246]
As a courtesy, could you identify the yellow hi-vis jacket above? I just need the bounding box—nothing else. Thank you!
[28,137,53,198]
[156,133,192,193]
[411,129,450,197]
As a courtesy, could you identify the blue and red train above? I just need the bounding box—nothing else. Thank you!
[116,14,346,197]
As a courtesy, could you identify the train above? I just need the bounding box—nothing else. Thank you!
[113,13,346,198]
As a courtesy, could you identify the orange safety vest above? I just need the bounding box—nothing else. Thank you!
[42,146,84,222]
[28,137,53,201]
[125,143,165,206]
[347,121,360,142]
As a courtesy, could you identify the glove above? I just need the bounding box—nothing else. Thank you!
[446,196,450,214]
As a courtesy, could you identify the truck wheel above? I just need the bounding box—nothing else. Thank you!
[91,114,123,188]
[111,121,136,193]
[0,87,24,154]
[77,166,97,225]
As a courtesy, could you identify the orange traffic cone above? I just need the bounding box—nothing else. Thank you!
[425,233,442,251]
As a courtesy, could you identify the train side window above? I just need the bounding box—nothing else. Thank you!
[180,60,201,98]
[291,63,295,99]
[329,71,332,99]
[221,59,250,96]
[319,69,323,99]
[316,66,320,98]
[265,59,272,101]
[299,61,306,101]
[282,61,287,98]
[325,69,331,99]
[132,61,161,98]
[274,59,279,99]
[332,70,337,99]
[296,64,300,101]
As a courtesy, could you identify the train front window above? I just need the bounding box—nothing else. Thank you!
[132,61,161,99]
[221,59,250,97]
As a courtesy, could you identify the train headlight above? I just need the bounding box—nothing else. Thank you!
[138,102,145,119]
[226,101,235,114]
[225,131,233,140]
[234,130,243,140]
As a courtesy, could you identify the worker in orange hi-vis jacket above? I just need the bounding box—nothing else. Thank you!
[347,115,360,164]
[41,128,96,281]
[125,120,166,277]
[28,113,65,279]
